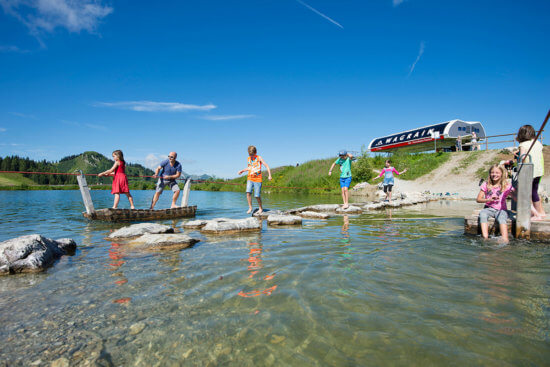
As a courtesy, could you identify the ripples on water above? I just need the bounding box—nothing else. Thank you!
[0,191,549,366]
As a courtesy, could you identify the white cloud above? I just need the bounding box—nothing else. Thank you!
[10,112,35,118]
[144,153,166,170]
[97,101,217,112]
[202,114,255,121]
[0,45,30,53]
[393,0,406,6]
[61,119,106,130]
[0,0,113,35]
[296,0,343,29]
[84,123,106,131]
[0,127,6,132]
[408,41,425,77]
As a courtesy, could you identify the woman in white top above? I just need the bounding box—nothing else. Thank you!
[517,124,545,219]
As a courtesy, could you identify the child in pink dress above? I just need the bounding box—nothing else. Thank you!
[476,164,514,243]
[98,150,135,209]
[372,160,407,202]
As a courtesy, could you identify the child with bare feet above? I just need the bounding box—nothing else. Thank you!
[98,150,135,209]
[372,160,407,202]
[238,145,272,214]
[476,165,515,243]
[329,150,355,209]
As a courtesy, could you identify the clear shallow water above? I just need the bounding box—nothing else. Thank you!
[0,191,549,366]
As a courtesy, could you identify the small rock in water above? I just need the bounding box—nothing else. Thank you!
[182,349,193,359]
[270,334,286,344]
[129,322,146,335]
[50,357,69,367]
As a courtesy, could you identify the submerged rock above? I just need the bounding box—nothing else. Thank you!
[304,204,342,212]
[0,234,76,275]
[129,233,200,250]
[298,211,330,219]
[267,214,303,226]
[201,218,261,233]
[108,223,174,239]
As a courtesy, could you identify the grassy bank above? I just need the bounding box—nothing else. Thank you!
[194,151,452,194]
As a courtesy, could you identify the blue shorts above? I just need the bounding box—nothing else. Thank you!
[246,180,262,197]
[340,177,352,188]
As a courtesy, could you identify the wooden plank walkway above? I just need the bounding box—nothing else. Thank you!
[83,206,197,222]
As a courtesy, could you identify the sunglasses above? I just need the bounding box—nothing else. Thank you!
[168,155,175,158]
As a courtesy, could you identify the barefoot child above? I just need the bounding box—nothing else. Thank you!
[476,165,514,243]
[372,160,407,202]
[329,150,355,209]
[98,150,135,209]
[238,146,272,214]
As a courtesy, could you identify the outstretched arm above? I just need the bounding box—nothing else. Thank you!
[238,167,249,175]
[396,168,407,175]
[328,162,336,176]
[152,165,162,178]
[98,161,119,177]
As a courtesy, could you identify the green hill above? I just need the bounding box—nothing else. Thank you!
[193,151,452,194]
[0,152,155,189]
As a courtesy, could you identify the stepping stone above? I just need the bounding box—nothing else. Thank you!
[108,223,173,239]
[267,214,303,226]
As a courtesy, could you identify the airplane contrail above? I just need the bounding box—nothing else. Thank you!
[408,41,425,77]
[296,0,343,29]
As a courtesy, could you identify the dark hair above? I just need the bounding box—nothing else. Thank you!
[385,159,392,164]
[516,125,536,143]
[112,150,125,163]
[248,145,257,155]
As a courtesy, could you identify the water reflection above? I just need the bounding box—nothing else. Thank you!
[238,242,278,299]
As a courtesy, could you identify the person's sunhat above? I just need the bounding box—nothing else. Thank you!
[338,150,347,156]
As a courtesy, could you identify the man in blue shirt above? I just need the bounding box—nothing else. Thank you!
[150,151,183,209]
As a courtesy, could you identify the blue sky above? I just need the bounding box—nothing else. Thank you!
[0,0,548,178]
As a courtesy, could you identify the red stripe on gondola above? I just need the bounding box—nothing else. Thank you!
[370,136,444,151]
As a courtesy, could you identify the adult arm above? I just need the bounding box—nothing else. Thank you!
[98,161,119,177]
[152,165,162,179]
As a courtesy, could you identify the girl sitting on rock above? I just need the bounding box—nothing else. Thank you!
[476,164,514,243]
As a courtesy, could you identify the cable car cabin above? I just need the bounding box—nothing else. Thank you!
[368,120,485,153]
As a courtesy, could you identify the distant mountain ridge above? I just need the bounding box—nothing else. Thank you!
[0,151,213,187]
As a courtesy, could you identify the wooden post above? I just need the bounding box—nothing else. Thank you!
[515,163,533,239]
[76,172,95,215]
[485,138,488,150]
[180,178,191,207]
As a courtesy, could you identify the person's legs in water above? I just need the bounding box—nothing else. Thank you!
[532,177,546,218]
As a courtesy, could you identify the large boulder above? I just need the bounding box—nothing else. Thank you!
[201,218,261,233]
[0,234,76,275]
[108,223,174,239]
[129,233,200,250]
[267,214,303,226]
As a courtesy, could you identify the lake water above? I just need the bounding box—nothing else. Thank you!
[0,190,549,366]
